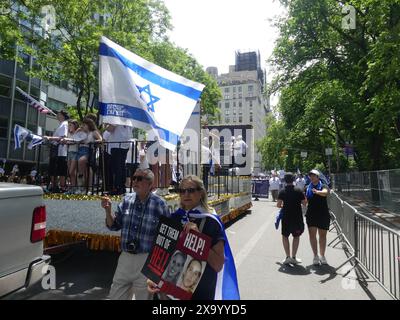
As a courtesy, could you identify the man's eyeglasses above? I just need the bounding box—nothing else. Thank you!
[178,188,201,194]
[132,176,147,182]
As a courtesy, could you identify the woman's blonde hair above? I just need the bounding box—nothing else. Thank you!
[179,175,210,212]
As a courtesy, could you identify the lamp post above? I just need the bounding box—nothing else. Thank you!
[300,151,307,172]
[325,148,333,176]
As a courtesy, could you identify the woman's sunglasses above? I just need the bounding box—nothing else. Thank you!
[178,188,201,194]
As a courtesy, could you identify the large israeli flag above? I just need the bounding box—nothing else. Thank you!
[99,36,205,151]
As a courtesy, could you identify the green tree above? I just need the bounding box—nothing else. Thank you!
[1,0,220,122]
[263,0,400,172]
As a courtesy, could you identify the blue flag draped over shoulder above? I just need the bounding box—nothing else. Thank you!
[172,207,240,300]
[99,36,205,151]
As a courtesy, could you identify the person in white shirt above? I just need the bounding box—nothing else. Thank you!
[295,174,306,192]
[105,124,132,195]
[30,167,37,184]
[125,138,139,190]
[11,164,19,175]
[102,129,112,192]
[269,174,281,202]
[201,137,211,190]
[61,119,80,191]
[44,110,69,192]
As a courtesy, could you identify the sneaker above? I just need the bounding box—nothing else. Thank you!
[282,257,292,265]
[290,257,302,265]
[313,255,320,266]
[320,256,328,265]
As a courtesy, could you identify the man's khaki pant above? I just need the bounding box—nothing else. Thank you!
[108,252,151,300]
[271,189,279,201]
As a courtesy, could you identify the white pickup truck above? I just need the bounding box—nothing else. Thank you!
[0,183,50,297]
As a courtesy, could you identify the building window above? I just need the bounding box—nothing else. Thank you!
[225,110,230,116]
[248,85,254,92]
[233,93,236,99]
[239,116,243,123]
[0,118,8,138]
[233,87,236,93]
[233,109,237,116]
[239,101,242,108]
[239,93,242,99]
[224,87,230,93]
[250,112,253,122]
[0,75,12,98]
[233,117,237,123]
[249,100,253,108]
[238,86,242,92]
[226,117,230,123]
[224,94,230,99]
[47,98,67,112]
[225,102,230,109]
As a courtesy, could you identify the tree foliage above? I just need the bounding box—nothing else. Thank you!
[1,0,220,121]
[260,0,400,172]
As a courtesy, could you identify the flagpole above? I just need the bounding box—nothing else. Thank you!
[36,144,41,186]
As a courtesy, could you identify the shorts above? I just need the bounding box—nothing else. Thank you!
[48,156,67,177]
[77,146,90,159]
[306,212,331,230]
[67,151,78,161]
[281,221,304,238]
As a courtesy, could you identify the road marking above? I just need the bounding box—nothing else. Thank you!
[233,215,273,269]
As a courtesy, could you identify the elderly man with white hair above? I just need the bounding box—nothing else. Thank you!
[101,168,170,300]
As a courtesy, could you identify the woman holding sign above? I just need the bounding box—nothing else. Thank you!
[147,175,240,300]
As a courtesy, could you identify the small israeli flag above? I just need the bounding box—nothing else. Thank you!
[14,124,43,150]
[99,36,205,151]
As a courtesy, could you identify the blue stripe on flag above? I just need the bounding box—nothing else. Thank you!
[99,43,203,101]
[99,102,179,145]
[14,125,21,149]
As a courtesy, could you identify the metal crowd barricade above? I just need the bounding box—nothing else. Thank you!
[251,179,269,199]
[333,169,400,213]
[329,191,400,300]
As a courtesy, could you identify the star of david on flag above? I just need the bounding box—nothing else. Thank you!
[136,85,160,113]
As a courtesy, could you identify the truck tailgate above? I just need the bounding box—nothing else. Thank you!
[0,183,44,278]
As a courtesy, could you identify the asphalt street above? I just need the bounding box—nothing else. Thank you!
[4,198,392,300]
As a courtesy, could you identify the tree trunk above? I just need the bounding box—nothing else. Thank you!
[76,89,84,121]
[370,133,384,170]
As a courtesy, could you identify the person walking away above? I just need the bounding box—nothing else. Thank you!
[305,169,330,265]
[269,174,280,202]
[277,173,307,265]
[101,168,170,300]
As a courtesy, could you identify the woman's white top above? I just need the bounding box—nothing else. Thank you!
[53,121,68,157]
